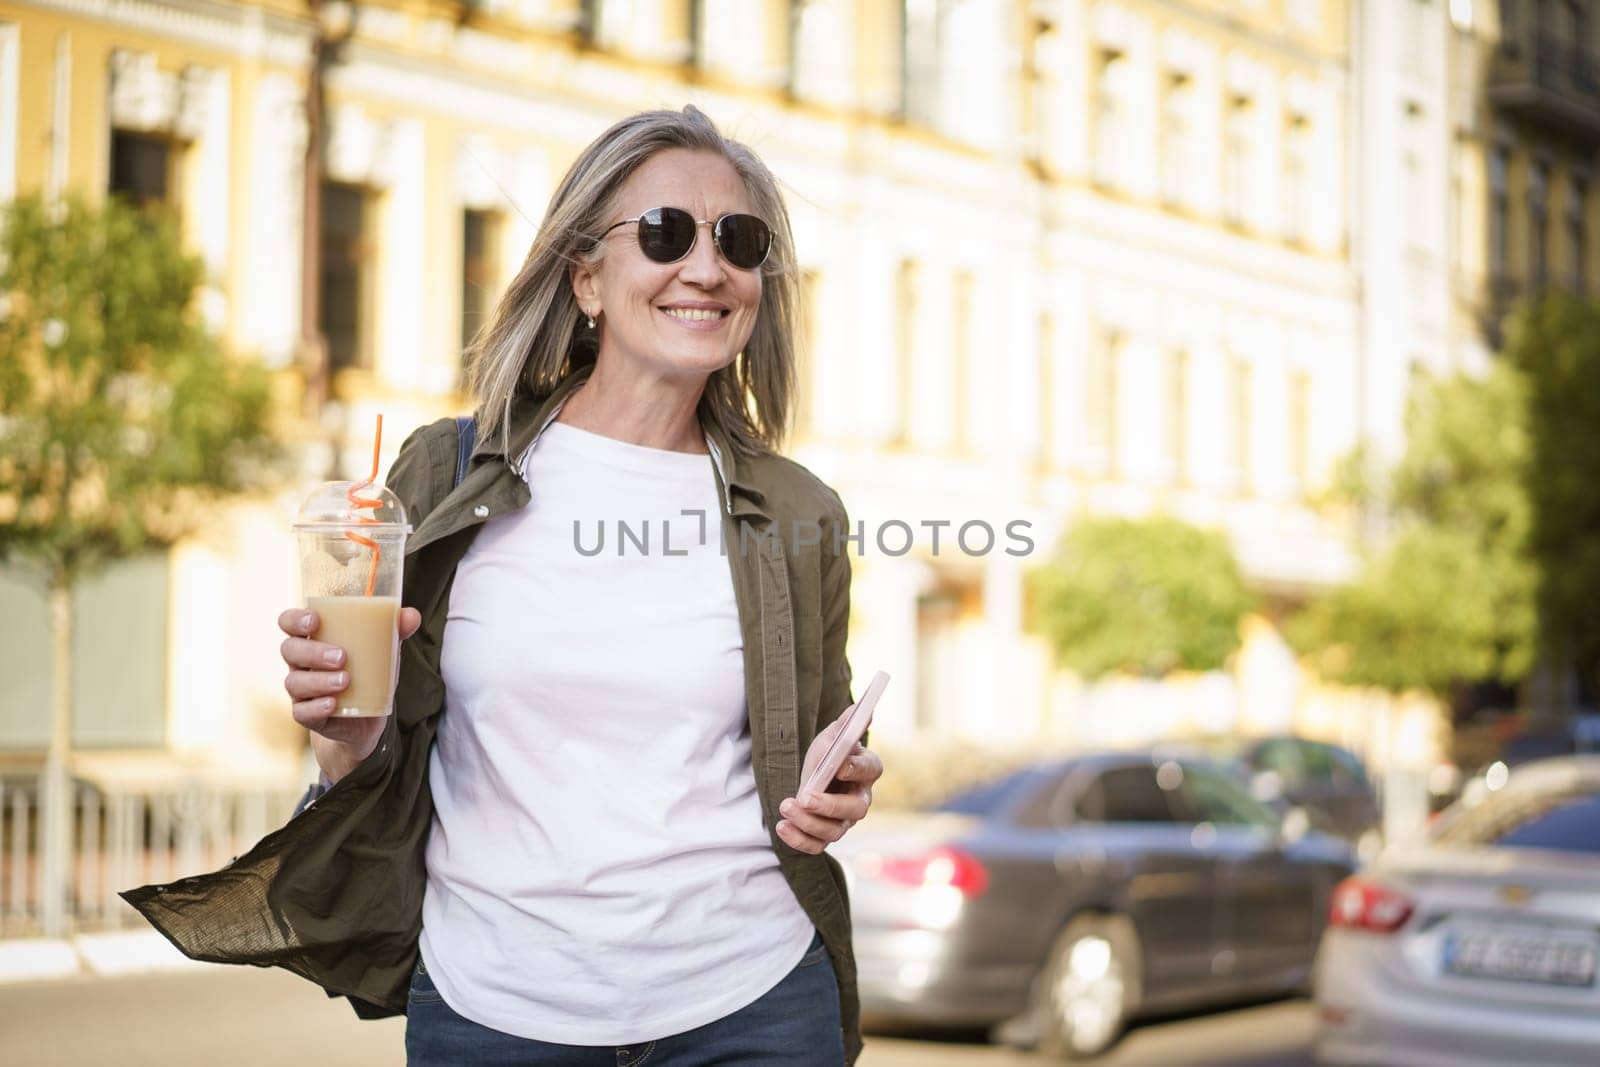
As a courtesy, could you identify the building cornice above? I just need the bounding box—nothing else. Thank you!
[15,0,312,67]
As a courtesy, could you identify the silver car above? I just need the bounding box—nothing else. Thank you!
[835,752,1353,1059]
[1314,755,1600,1067]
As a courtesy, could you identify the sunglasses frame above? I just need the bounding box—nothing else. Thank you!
[598,207,773,270]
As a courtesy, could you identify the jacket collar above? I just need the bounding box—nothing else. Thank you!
[469,367,770,520]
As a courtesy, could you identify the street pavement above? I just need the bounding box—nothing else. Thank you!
[0,964,1316,1066]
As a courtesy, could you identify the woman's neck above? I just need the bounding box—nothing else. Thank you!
[554,362,709,454]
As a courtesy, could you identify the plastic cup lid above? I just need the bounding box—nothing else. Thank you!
[292,481,412,532]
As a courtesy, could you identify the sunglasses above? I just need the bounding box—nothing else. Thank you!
[599,207,773,270]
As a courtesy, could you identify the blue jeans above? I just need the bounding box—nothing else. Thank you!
[404,932,846,1066]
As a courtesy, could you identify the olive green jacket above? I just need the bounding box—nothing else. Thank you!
[123,369,863,1063]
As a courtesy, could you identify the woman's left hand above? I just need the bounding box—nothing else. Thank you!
[776,743,883,855]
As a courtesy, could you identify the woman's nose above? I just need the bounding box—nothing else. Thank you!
[676,221,727,286]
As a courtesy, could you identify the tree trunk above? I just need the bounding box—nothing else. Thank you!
[40,571,73,937]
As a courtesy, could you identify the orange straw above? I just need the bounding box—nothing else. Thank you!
[345,414,384,597]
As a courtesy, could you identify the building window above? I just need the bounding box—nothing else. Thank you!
[1165,348,1190,484]
[892,258,917,445]
[1290,368,1312,492]
[320,181,376,374]
[1499,0,1520,51]
[1094,51,1131,189]
[796,268,821,436]
[951,269,973,451]
[1489,145,1510,275]
[788,0,843,102]
[109,129,177,210]
[688,0,706,66]
[1161,73,1196,209]
[1227,354,1252,493]
[1530,159,1549,289]
[902,0,942,126]
[1025,18,1062,170]
[1569,175,1588,291]
[1284,113,1312,243]
[1086,325,1120,474]
[1224,95,1254,227]
[589,0,625,47]
[461,208,499,362]
[1038,311,1057,467]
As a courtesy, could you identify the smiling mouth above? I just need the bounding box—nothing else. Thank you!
[660,307,729,324]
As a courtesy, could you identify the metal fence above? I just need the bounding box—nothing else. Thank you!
[0,775,300,939]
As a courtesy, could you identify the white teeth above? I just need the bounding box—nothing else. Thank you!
[664,307,723,322]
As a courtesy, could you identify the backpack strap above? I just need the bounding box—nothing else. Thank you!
[453,415,477,490]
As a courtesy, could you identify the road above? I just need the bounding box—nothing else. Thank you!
[0,965,1316,1066]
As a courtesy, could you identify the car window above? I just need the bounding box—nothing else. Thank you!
[1327,746,1370,789]
[1179,763,1281,829]
[1255,740,1306,786]
[1435,788,1600,855]
[935,766,1057,817]
[1075,766,1178,824]
[1298,744,1336,785]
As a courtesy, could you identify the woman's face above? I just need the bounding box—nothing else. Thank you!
[571,148,764,384]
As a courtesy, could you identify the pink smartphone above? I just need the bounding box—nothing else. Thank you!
[799,671,889,801]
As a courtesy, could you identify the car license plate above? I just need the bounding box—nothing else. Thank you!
[1443,929,1599,987]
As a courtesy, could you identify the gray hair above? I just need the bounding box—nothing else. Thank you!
[464,105,799,456]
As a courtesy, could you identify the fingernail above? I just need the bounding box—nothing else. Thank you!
[300,611,315,631]
[322,649,343,668]
[320,697,336,712]
[780,800,794,818]
[803,796,819,811]
[335,671,349,688]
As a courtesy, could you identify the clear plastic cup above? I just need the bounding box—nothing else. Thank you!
[293,483,411,717]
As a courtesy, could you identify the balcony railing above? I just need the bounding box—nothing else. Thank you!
[1,774,300,939]
[1490,32,1600,136]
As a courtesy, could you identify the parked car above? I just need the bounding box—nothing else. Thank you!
[835,751,1355,1059]
[1189,736,1383,860]
[1313,755,1600,1067]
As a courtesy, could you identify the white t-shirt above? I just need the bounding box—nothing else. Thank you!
[419,420,816,1044]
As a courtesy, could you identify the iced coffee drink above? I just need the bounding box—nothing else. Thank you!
[293,451,410,718]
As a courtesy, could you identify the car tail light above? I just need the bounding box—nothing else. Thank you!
[1329,875,1414,933]
[867,846,989,898]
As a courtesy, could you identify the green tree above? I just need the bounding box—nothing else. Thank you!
[1502,294,1600,699]
[1028,516,1256,680]
[1288,363,1538,697]
[0,193,280,934]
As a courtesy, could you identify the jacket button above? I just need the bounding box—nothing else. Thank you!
[473,505,489,518]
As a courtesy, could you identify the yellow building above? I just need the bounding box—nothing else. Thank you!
[0,0,1469,789]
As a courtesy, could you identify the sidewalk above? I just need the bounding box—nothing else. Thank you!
[0,929,207,984]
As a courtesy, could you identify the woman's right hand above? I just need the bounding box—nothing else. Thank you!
[279,606,423,783]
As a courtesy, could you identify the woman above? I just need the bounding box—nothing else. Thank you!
[278,106,879,1064]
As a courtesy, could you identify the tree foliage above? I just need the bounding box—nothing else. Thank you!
[1502,294,1600,693]
[1028,516,1256,680]
[0,194,281,584]
[1288,362,1538,696]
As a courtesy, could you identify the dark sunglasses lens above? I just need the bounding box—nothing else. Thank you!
[636,207,697,263]
[716,215,772,269]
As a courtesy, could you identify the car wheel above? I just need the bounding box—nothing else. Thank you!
[1034,914,1141,1060]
